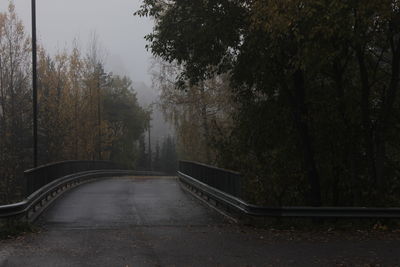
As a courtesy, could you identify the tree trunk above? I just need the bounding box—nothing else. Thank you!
[97,72,102,160]
[199,82,211,163]
[375,39,400,191]
[356,46,377,187]
[290,69,322,206]
[332,59,360,205]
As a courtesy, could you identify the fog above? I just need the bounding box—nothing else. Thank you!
[0,0,153,85]
[0,0,173,145]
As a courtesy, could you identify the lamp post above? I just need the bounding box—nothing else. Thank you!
[31,0,38,167]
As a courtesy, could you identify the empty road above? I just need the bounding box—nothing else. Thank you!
[1,177,400,266]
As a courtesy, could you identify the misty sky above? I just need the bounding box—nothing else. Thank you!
[0,0,155,85]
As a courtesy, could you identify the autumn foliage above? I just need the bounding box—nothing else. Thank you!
[140,0,400,207]
[0,3,149,204]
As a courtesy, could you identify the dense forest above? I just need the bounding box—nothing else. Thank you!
[1,0,399,209]
[0,4,152,204]
[138,0,400,207]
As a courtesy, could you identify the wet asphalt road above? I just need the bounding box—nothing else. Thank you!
[1,177,400,266]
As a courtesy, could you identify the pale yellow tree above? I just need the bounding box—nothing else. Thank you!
[152,59,236,164]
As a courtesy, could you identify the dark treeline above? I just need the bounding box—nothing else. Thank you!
[136,134,178,175]
[138,0,400,207]
[0,4,149,204]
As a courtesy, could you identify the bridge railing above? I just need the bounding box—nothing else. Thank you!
[0,160,138,222]
[178,160,242,198]
[178,160,400,219]
[25,160,122,196]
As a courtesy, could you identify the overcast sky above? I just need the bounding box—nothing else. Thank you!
[0,0,155,85]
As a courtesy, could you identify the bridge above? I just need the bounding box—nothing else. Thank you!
[0,161,400,266]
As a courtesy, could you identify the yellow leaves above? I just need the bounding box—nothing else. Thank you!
[250,0,394,38]
[250,0,325,43]
[373,223,389,231]
[0,13,5,32]
[36,42,111,160]
[248,0,399,66]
